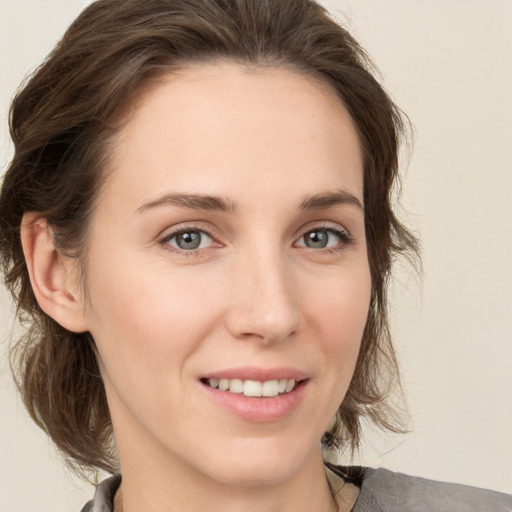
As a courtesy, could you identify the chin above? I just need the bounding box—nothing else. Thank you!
[193,435,321,487]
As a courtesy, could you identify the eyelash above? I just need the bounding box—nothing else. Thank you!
[295,224,354,254]
[158,223,354,257]
[158,224,218,258]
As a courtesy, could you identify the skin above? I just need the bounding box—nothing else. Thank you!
[24,63,371,511]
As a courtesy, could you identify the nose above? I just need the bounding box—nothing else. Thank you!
[224,248,300,345]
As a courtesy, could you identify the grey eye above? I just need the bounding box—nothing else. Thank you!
[298,229,345,249]
[168,230,213,251]
[303,230,330,248]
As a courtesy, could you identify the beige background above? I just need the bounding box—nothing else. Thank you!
[1,0,511,510]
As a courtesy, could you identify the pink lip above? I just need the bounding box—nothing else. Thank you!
[201,366,309,381]
[199,367,310,423]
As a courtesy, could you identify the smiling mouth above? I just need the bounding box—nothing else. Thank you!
[200,377,304,398]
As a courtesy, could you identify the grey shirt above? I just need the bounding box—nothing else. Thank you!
[81,465,512,512]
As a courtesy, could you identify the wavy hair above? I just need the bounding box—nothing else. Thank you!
[0,0,419,477]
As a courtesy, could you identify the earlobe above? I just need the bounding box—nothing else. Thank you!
[20,212,89,333]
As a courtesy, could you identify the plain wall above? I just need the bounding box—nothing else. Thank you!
[1,1,511,510]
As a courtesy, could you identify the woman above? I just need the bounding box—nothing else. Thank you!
[0,1,510,511]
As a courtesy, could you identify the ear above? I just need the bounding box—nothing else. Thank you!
[20,212,89,333]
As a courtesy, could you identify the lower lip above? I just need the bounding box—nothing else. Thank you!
[200,380,308,423]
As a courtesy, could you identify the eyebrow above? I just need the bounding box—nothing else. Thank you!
[135,189,363,214]
[298,190,364,212]
[136,193,238,214]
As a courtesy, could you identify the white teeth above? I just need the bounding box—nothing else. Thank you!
[243,380,262,397]
[285,379,295,392]
[229,379,243,394]
[206,377,299,397]
[261,380,279,397]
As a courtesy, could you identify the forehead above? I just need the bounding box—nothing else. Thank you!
[102,63,363,210]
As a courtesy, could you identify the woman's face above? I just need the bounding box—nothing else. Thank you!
[81,63,371,485]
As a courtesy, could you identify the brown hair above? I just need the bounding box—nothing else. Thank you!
[0,0,419,477]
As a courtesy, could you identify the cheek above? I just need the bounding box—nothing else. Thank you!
[311,263,371,337]
[85,267,222,439]
[84,256,216,405]
[309,264,371,384]
[88,266,216,360]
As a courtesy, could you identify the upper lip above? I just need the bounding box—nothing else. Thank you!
[201,366,309,382]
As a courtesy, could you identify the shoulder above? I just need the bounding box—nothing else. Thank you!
[80,475,121,512]
[352,466,512,512]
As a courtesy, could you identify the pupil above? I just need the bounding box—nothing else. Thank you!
[177,231,201,250]
[306,231,328,248]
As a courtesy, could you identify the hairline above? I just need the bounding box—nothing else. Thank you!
[74,57,366,299]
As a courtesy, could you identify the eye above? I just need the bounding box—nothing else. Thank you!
[162,229,213,251]
[295,227,351,250]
